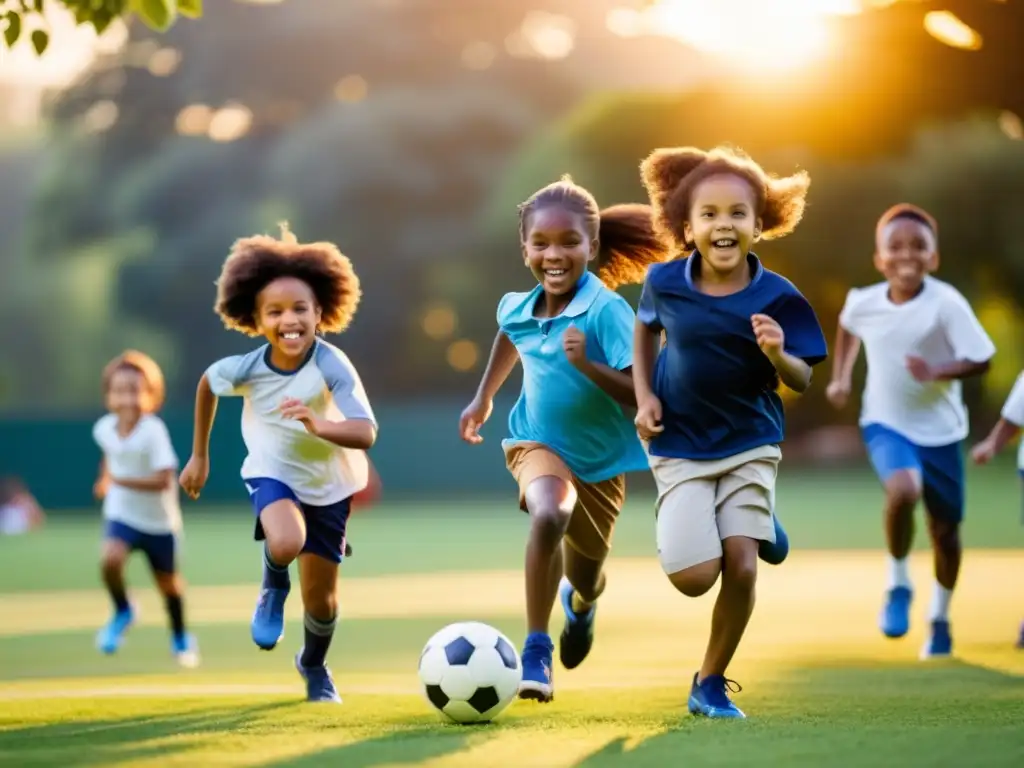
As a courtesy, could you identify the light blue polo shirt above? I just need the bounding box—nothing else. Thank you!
[498,271,648,483]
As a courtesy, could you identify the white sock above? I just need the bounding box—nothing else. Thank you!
[888,556,911,590]
[929,583,952,622]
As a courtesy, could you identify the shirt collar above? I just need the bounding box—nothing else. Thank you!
[509,270,603,323]
[685,251,764,290]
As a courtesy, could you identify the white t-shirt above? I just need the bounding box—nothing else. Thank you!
[205,339,376,506]
[839,277,996,446]
[93,413,181,534]
[999,372,1024,469]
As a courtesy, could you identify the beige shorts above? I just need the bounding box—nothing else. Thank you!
[648,444,780,575]
[504,441,625,561]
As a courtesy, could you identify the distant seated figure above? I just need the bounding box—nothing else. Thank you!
[0,476,45,535]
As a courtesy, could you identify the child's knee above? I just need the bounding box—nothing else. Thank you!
[927,517,960,552]
[885,471,921,510]
[302,583,338,619]
[667,560,721,597]
[155,571,184,596]
[100,542,129,572]
[266,534,304,565]
[529,503,573,537]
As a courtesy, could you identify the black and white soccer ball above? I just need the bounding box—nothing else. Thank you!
[418,621,521,724]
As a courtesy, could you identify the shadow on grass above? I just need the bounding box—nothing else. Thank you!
[258,725,475,767]
[0,700,298,767]
[574,659,1024,768]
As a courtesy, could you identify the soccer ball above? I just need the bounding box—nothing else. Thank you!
[418,621,521,724]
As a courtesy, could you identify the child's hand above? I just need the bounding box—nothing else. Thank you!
[563,326,587,368]
[825,379,852,409]
[970,440,997,465]
[752,314,785,361]
[459,396,492,445]
[93,477,109,501]
[279,398,323,435]
[635,394,664,440]
[179,455,209,500]
[906,355,935,382]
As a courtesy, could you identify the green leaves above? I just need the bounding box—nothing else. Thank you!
[130,0,177,32]
[3,11,21,48]
[1,0,205,55]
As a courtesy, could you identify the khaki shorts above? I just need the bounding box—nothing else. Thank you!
[504,442,625,561]
[648,444,780,575]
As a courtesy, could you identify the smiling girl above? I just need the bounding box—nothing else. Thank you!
[179,224,376,703]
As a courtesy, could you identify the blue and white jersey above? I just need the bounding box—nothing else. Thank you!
[205,339,377,506]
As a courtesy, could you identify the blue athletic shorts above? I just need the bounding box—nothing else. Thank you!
[104,519,178,574]
[862,423,964,523]
[244,477,351,564]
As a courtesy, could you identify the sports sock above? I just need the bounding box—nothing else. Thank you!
[888,555,911,590]
[300,612,337,668]
[262,543,291,590]
[165,594,186,636]
[928,583,952,622]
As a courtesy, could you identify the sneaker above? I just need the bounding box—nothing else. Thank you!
[879,586,912,639]
[688,673,746,719]
[172,632,201,668]
[294,651,342,703]
[518,632,554,702]
[251,587,288,650]
[758,514,790,565]
[920,619,953,659]
[558,577,596,670]
[96,606,135,655]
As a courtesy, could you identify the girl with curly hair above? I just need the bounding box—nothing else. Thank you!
[179,224,376,703]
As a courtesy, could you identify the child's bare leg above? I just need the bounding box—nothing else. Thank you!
[698,536,759,681]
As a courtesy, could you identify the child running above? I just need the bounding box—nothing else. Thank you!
[970,370,1024,648]
[633,146,827,719]
[178,224,375,703]
[93,350,198,667]
[459,175,665,702]
[826,204,995,659]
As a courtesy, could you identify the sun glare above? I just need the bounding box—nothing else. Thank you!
[625,0,865,72]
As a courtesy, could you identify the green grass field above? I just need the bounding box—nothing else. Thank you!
[1,468,1022,766]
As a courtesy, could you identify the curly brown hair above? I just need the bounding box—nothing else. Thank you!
[102,350,167,412]
[518,175,670,290]
[214,223,361,336]
[875,203,938,245]
[640,145,811,253]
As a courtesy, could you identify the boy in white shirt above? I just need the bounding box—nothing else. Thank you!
[826,204,995,659]
[93,350,198,667]
[179,224,377,703]
[970,371,1024,648]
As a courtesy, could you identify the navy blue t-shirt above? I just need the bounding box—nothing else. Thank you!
[637,253,828,460]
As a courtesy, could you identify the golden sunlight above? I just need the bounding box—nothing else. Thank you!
[631,0,864,71]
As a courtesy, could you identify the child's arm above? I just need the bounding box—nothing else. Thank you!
[459,330,519,444]
[911,288,996,382]
[972,373,1024,464]
[281,404,376,450]
[179,374,218,499]
[752,314,813,393]
[907,358,990,382]
[632,318,664,438]
[93,458,110,500]
[110,469,176,492]
[826,324,861,406]
[563,326,634,407]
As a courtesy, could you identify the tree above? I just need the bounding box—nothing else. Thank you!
[2,0,202,55]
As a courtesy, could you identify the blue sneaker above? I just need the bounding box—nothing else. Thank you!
[758,514,790,565]
[294,651,342,703]
[96,606,134,654]
[880,586,912,638]
[172,632,200,668]
[558,577,596,670]
[518,631,554,702]
[251,587,288,650]
[920,620,953,659]
[688,673,746,719]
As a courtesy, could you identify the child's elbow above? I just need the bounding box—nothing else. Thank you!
[356,422,378,450]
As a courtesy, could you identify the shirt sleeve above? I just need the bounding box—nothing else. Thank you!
[776,290,829,367]
[941,288,996,363]
[205,355,248,397]
[144,418,179,472]
[590,295,636,371]
[837,288,860,334]
[1001,373,1024,427]
[316,345,377,427]
[636,270,662,333]
[92,417,107,449]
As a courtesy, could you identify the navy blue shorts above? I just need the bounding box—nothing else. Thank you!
[862,423,965,523]
[245,478,351,564]
[105,520,178,574]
